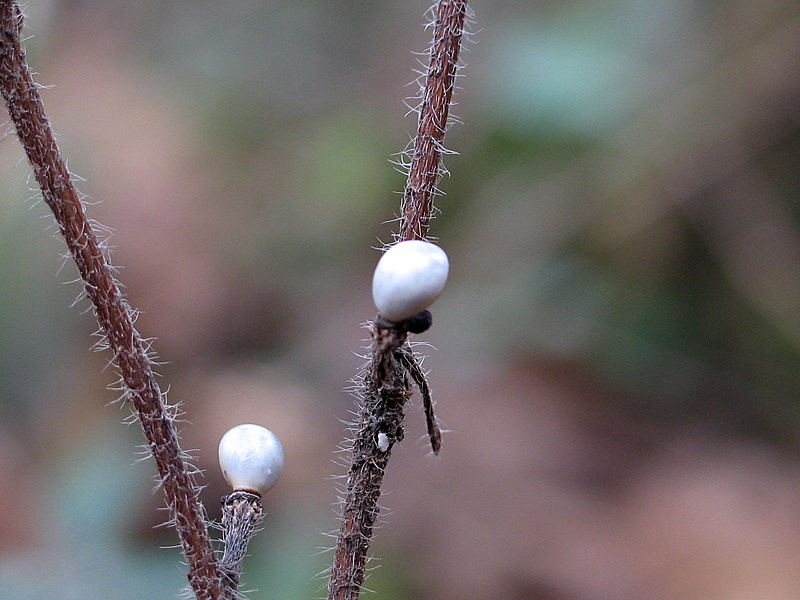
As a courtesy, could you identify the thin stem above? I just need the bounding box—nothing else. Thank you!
[396,346,441,454]
[328,2,467,600]
[220,492,264,598]
[0,3,223,598]
[399,0,468,242]
[329,326,411,600]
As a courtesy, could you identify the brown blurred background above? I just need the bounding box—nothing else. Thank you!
[1,0,800,598]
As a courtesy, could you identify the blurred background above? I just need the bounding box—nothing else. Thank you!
[1,0,800,598]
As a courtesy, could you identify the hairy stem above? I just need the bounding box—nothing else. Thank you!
[220,492,264,597]
[399,0,468,242]
[397,346,441,453]
[329,2,468,600]
[329,326,411,600]
[0,3,223,598]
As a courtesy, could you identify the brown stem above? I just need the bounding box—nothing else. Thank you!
[399,0,468,242]
[329,3,467,599]
[0,3,223,598]
[329,325,411,600]
[396,346,441,454]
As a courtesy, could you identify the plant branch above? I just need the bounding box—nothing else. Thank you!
[0,3,223,598]
[398,0,468,242]
[328,2,468,599]
[220,492,264,598]
[397,346,441,453]
[329,326,412,600]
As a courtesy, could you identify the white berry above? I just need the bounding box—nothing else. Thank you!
[371,240,449,322]
[218,424,285,496]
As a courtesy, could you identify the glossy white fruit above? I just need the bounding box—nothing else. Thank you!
[371,240,449,322]
[218,424,285,495]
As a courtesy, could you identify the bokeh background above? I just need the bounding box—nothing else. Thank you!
[1,0,800,598]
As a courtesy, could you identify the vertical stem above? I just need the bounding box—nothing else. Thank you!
[329,327,411,600]
[0,3,223,598]
[399,0,468,242]
[220,492,264,598]
[396,346,441,454]
[329,4,468,599]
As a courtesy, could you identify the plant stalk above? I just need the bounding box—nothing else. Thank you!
[0,3,224,598]
[328,2,468,599]
[220,491,264,597]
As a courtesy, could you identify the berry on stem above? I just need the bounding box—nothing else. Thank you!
[218,424,285,496]
[371,240,449,323]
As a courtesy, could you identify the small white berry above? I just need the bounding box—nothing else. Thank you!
[371,240,449,322]
[218,424,285,496]
[377,432,390,452]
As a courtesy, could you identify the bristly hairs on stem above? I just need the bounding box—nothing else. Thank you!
[0,3,226,599]
[219,491,265,599]
[328,3,470,600]
[398,0,471,243]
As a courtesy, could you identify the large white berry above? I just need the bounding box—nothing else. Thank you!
[371,240,449,322]
[218,424,285,496]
